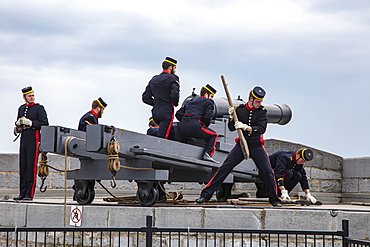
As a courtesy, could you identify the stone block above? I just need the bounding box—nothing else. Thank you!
[265,209,334,230]
[308,181,318,191]
[343,157,370,178]
[342,179,359,193]
[310,168,341,180]
[0,153,19,172]
[7,174,19,188]
[0,173,5,187]
[320,180,341,193]
[359,179,370,193]
[155,207,203,228]
[0,202,27,227]
[337,212,370,240]
[204,208,262,229]
[108,207,152,227]
[27,204,66,227]
[322,153,342,171]
[51,173,74,188]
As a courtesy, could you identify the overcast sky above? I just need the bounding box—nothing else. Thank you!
[1,0,370,158]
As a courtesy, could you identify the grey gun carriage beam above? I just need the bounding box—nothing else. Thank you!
[85,124,259,183]
[40,125,168,181]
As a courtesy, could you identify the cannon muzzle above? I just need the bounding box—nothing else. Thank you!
[181,95,292,125]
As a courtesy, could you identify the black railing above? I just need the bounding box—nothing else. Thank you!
[0,217,369,246]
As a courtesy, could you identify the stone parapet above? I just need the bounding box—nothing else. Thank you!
[1,138,370,203]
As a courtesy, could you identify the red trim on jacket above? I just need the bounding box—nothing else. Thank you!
[90,110,98,118]
[293,152,298,163]
[245,104,256,111]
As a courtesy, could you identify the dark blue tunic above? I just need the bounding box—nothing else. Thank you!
[142,71,180,139]
[16,103,49,198]
[78,110,98,132]
[175,96,218,156]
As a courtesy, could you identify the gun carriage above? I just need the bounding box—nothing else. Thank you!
[40,93,292,206]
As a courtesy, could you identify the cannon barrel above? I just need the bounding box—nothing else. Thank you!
[181,95,292,125]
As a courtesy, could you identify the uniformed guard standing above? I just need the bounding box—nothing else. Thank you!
[270,148,317,203]
[78,97,107,131]
[195,86,282,207]
[142,57,180,139]
[14,86,49,200]
[175,84,219,163]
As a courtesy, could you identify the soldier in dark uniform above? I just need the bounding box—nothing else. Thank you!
[175,84,219,163]
[14,86,49,200]
[142,57,180,139]
[74,97,107,202]
[195,86,282,207]
[270,148,317,203]
[78,97,107,131]
[147,117,159,136]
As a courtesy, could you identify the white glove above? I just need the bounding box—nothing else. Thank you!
[281,190,291,200]
[228,106,235,117]
[234,121,248,131]
[22,117,32,127]
[306,193,317,204]
[15,118,23,126]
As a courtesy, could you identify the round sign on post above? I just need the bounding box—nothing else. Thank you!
[70,206,83,226]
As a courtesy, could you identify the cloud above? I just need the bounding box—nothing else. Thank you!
[1,0,370,158]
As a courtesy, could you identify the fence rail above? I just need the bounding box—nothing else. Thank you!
[0,217,369,246]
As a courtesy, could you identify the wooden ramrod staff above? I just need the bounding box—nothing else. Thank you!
[221,75,249,160]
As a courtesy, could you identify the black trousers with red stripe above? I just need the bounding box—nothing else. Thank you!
[152,101,174,139]
[200,141,280,205]
[178,118,218,156]
[18,130,39,198]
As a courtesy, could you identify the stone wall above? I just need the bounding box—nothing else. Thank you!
[1,138,370,203]
[341,157,370,202]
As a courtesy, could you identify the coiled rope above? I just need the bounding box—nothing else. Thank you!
[157,181,185,203]
[107,139,120,172]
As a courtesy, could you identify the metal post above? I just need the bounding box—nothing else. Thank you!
[342,219,349,247]
[14,226,18,247]
[145,215,153,247]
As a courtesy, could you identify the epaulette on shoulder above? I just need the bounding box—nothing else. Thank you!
[261,107,266,111]
[236,104,243,108]
[89,114,94,117]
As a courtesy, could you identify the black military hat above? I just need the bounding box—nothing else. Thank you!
[251,86,266,100]
[22,86,34,95]
[301,148,314,162]
[163,57,177,66]
[204,84,217,95]
[96,97,107,108]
